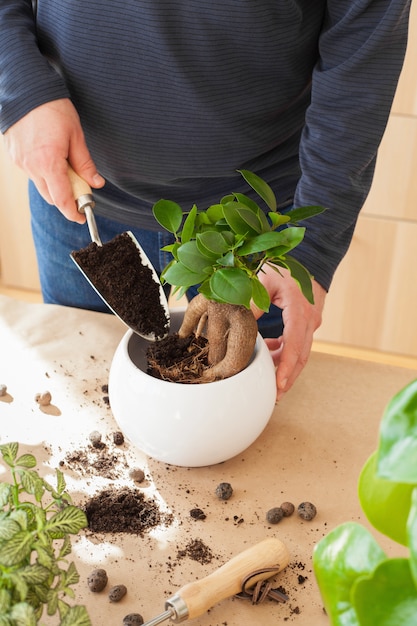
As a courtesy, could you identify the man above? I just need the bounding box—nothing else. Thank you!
[0,1,411,398]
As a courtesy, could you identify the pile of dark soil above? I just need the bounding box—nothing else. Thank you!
[177,538,214,565]
[84,487,173,535]
[147,333,209,383]
[72,232,169,339]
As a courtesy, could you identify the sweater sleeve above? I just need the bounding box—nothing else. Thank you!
[291,0,411,291]
[0,0,69,133]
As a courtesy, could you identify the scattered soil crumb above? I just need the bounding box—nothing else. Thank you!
[83,487,173,535]
[177,538,214,564]
[60,443,127,480]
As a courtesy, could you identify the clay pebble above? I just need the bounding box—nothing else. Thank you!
[88,431,102,447]
[123,614,144,626]
[35,391,52,406]
[113,431,125,445]
[215,482,233,500]
[109,584,127,602]
[297,501,317,521]
[129,468,146,483]
[87,568,108,592]
[266,507,284,524]
[280,501,295,517]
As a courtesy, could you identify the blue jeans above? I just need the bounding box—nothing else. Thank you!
[29,182,284,337]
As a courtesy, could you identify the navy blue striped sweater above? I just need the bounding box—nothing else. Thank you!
[0,1,411,289]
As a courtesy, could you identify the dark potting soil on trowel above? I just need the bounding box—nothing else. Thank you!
[72,232,169,338]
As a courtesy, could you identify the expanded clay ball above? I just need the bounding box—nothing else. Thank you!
[109,584,127,602]
[266,507,284,524]
[129,467,145,483]
[215,482,233,500]
[298,502,317,521]
[113,431,125,445]
[123,614,144,626]
[89,431,102,447]
[87,568,108,592]
[0,384,7,397]
[281,502,295,517]
[34,391,52,406]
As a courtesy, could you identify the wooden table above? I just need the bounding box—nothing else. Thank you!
[0,295,415,625]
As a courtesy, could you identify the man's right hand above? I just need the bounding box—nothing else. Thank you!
[3,98,105,223]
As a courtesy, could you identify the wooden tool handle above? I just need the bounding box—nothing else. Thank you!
[173,537,290,620]
[67,164,93,201]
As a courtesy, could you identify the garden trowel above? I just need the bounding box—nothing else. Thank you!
[141,537,290,625]
[68,166,170,341]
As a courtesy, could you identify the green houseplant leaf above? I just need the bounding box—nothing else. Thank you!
[407,487,417,588]
[358,451,414,546]
[153,199,183,234]
[237,169,277,211]
[313,522,386,626]
[352,558,417,626]
[377,379,417,483]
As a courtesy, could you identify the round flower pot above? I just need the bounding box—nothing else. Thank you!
[109,308,276,467]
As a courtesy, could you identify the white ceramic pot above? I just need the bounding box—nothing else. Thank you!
[109,308,276,467]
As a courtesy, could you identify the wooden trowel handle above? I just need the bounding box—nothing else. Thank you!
[67,165,101,245]
[167,537,290,621]
[67,165,95,212]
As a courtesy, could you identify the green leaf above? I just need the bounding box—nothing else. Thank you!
[0,531,33,566]
[35,544,55,570]
[285,204,326,222]
[313,522,386,626]
[15,454,37,469]
[19,470,45,501]
[268,212,290,228]
[273,255,314,304]
[18,564,50,585]
[55,468,66,496]
[231,193,261,213]
[209,268,253,308]
[407,487,417,588]
[44,506,87,537]
[358,451,414,546]
[177,241,213,272]
[9,602,37,626]
[0,483,12,508]
[251,278,270,312]
[59,535,73,559]
[152,199,183,234]
[222,203,261,237]
[237,170,277,211]
[180,204,197,243]
[62,561,80,588]
[0,589,11,613]
[353,559,417,626]
[0,443,19,466]
[377,379,417,483]
[196,231,231,258]
[0,518,22,541]
[60,605,92,626]
[163,260,208,288]
[205,203,225,224]
[238,228,305,256]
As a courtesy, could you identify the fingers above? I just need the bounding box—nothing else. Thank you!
[4,99,105,223]
[256,266,326,400]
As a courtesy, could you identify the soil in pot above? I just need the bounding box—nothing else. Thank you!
[146,333,209,383]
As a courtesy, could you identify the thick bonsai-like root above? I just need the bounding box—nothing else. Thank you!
[178,294,258,381]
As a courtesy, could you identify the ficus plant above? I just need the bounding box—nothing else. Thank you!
[152,170,325,382]
[0,442,91,626]
[313,378,417,626]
